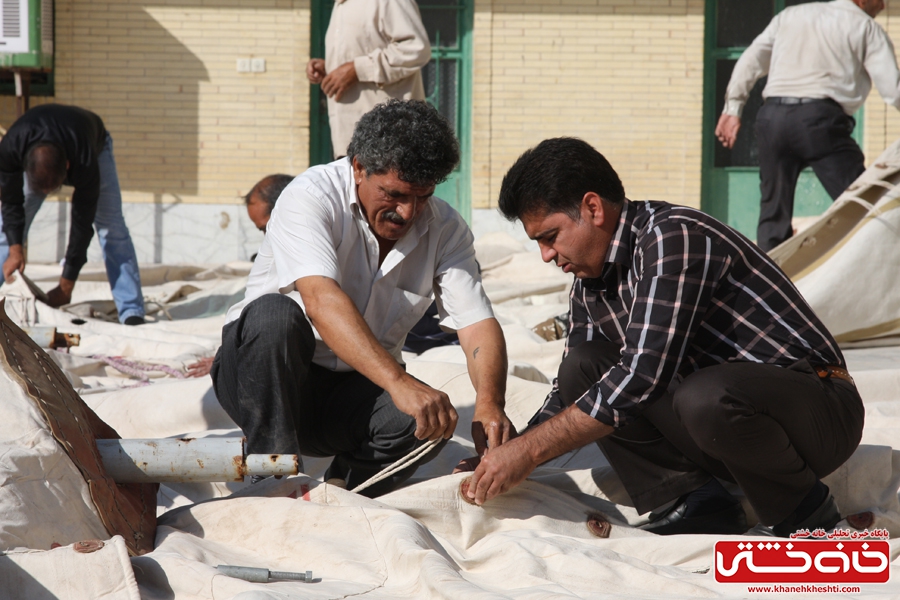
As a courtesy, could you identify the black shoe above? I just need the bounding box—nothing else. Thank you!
[771,494,841,538]
[641,500,748,535]
[123,316,145,326]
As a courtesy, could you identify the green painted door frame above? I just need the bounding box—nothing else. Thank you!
[700,0,863,239]
[309,0,473,222]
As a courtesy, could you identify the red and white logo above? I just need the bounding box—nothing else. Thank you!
[714,540,890,584]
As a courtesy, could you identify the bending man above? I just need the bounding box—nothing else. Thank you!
[213,100,513,496]
[0,104,145,324]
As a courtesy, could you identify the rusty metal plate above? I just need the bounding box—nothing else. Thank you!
[0,299,157,555]
[73,539,105,554]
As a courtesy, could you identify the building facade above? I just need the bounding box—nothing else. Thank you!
[1,0,898,265]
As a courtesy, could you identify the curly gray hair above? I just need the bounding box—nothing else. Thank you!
[347,100,459,187]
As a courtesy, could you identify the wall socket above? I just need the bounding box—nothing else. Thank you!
[236,58,266,73]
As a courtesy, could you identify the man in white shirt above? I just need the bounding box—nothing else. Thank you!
[213,100,514,496]
[306,0,431,157]
[714,0,900,251]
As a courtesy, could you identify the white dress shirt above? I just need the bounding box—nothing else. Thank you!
[723,0,900,117]
[226,158,493,371]
[325,0,431,155]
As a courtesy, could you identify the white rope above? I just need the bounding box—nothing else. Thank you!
[349,438,441,495]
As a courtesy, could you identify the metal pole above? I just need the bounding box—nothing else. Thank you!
[96,438,301,483]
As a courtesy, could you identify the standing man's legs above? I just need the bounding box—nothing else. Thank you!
[93,134,145,323]
[756,102,805,252]
[804,104,865,200]
[756,100,865,252]
[0,181,48,285]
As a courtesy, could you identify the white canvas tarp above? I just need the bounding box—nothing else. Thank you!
[2,231,900,598]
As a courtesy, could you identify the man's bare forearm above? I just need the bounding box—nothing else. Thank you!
[297,275,458,440]
[296,275,405,389]
[525,404,614,465]
[458,317,507,407]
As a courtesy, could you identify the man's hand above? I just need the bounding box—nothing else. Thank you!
[3,244,26,281]
[715,114,742,149]
[306,58,326,84]
[471,401,516,457]
[466,436,538,505]
[388,375,458,441]
[45,277,75,308]
[321,62,358,101]
[186,357,214,378]
[465,404,614,505]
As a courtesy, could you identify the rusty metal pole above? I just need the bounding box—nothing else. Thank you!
[96,438,301,483]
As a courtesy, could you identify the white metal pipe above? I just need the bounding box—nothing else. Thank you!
[245,453,300,477]
[96,438,300,483]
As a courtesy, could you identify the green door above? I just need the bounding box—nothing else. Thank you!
[309,0,473,221]
[700,0,863,239]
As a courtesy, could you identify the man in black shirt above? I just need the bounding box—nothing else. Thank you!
[463,138,864,538]
[0,104,145,324]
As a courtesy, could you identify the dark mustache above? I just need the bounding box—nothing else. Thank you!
[383,211,407,225]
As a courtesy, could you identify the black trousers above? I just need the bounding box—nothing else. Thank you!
[539,340,864,525]
[211,293,435,497]
[755,99,865,252]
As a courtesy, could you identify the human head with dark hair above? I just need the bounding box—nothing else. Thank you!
[347,99,459,187]
[498,137,625,222]
[347,100,460,243]
[499,138,626,280]
[245,173,294,232]
[25,142,68,194]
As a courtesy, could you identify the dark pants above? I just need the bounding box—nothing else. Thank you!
[755,99,865,251]
[211,294,433,497]
[541,340,864,525]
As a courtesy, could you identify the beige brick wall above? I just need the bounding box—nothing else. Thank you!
[0,0,311,206]
[13,1,896,217]
[863,7,900,162]
[472,0,705,210]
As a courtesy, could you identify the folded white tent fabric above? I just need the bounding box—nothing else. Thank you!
[770,138,900,345]
[2,228,900,598]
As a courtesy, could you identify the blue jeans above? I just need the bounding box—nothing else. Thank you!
[0,134,145,322]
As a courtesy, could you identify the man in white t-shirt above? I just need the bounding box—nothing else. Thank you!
[213,100,514,496]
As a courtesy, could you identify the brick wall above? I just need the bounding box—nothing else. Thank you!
[5,1,895,220]
[863,7,900,162]
[0,0,310,207]
[472,0,705,210]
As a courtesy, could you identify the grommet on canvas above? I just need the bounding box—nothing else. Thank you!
[73,539,105,554]
[586,514,611,538]
[846,511,875,530]
[459,477,477,506]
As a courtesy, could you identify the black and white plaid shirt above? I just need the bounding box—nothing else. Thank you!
[536,200,844,428]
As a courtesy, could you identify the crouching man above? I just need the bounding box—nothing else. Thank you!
[213,100,514,496]
[465,138,863,537]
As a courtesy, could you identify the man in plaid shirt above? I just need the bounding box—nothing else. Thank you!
[465,138,864,537]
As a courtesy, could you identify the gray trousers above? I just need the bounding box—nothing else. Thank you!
[538,340,864,525]
[212,293,436,497]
